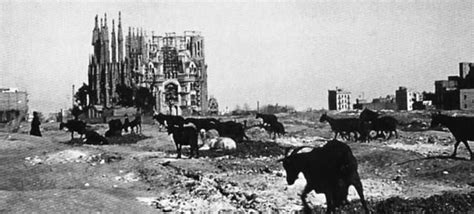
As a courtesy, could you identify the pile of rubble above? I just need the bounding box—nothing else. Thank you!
[136,160,277,212]
[400,134,453,146]
[114,171,140,183]
[136,174,265,212]
[24,149,122,166]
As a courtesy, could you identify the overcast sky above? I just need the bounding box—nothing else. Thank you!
[1,0,473,114]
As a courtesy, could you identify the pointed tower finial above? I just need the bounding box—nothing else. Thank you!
[95,15,98,28]
[111,19,117,63]
[100,18,103,27]
[104,13,107,26]
[117,11,124,62]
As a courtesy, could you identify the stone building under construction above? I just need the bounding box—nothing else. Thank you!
[88,12,208,115]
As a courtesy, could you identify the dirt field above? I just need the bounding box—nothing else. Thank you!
[0,111,473,213]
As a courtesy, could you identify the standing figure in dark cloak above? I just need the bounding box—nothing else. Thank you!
[30,111,42,137]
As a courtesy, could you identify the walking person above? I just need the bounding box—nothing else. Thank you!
[30,111,42,137]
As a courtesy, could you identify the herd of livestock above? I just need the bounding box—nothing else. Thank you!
[56,109,474,213]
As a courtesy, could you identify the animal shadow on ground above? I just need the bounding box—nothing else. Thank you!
[374,191,474,213]
[60,134,150,146]
[308,191,474,213]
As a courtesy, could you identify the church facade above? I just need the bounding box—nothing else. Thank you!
[88,12,208,115]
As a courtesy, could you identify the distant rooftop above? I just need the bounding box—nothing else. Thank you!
[329,87,351,94]
[0,88,21,93]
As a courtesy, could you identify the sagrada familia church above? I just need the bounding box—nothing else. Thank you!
[88,12,209,115]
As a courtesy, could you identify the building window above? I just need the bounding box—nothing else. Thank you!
[465,104,467,109]
[464,95,467,100]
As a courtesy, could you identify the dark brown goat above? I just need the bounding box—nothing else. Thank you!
[105,119,123,137]
[256,113,278,126]
[360,108,398,139]
[430,113,474,160]
[184,117,218,131]
[319,113,368,142]
[209,121,249,143]
[127,115,142,133]
[279,140,369,213]
[153,113,185,130]
[262,121,286,139]
[167,124,199,158]
[84,130,108,145]
[59,120,86,140]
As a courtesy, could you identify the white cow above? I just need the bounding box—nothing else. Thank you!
[199,128,236,151]
[208,137,237,151]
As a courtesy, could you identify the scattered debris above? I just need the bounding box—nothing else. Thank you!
[24,150,123,166]
[25,156,43,165]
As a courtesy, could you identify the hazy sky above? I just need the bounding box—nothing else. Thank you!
[1,0,473,113]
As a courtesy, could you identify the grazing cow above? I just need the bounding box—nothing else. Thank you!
[153,113,185,129]
[256,113,278,126]
[210,121,249,143]
[105,119,123,137]
[278,140,369,213]
[203,137,237,151]
[360,109,398,139]
[430,113,474,160]
[59,120,87,140]
[167,124,199,158]
[84,130,108,145]
[319,113,367,142]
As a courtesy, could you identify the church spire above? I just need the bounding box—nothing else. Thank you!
[102,13,110,63]
[117,11,123,62]
[91,15,101,64]
[104,13,107,27]
[111,19,117,63]
[92,15,100,45]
